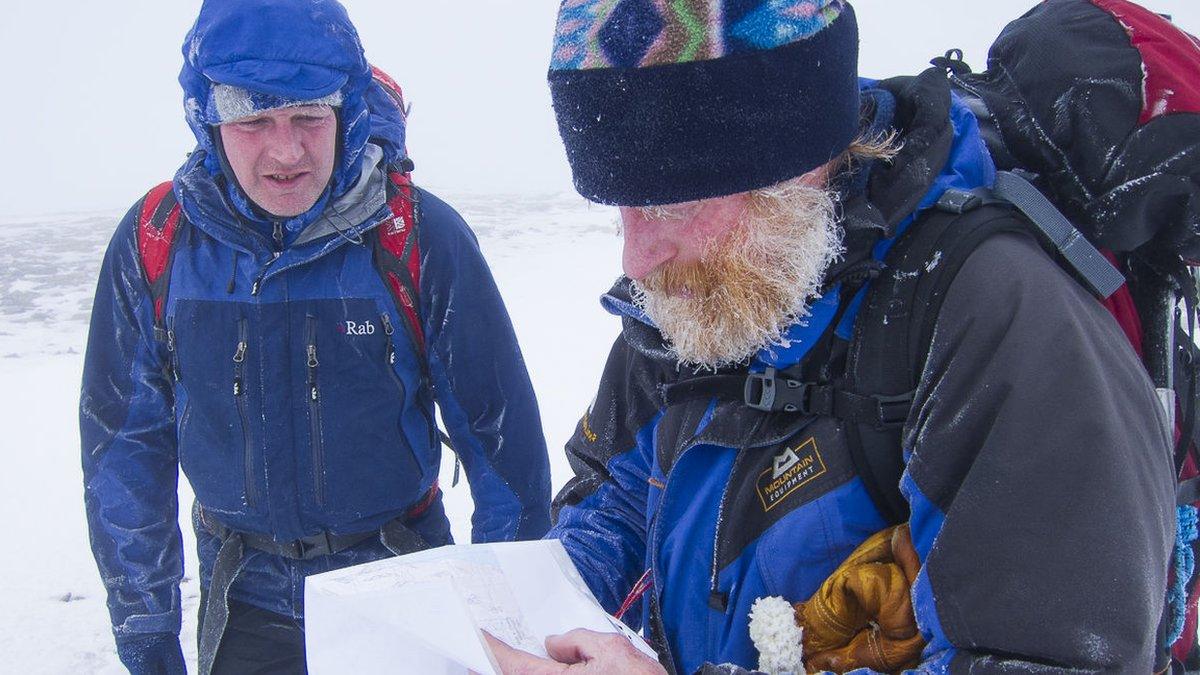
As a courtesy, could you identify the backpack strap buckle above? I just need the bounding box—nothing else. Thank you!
[871,392,915,430]
[744,369,779,411]
[744,368,815,414]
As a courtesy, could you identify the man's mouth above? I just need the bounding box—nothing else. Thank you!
[264,172,308,187]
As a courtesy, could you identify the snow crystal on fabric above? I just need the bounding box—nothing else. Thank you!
[211,84,344,124]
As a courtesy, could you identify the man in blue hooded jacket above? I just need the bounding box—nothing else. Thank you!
[80,1,551,672]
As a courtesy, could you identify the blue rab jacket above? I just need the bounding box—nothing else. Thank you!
[548,73,1175,673]
[81,0,551,640]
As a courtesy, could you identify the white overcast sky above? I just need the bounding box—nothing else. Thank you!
[0,1,1196,217]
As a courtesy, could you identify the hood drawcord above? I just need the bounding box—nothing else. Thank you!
[327,201,366,247]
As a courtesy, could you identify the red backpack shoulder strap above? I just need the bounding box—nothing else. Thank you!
[374,170,462,477]
[135,181,183,339]
[376,171,424,353]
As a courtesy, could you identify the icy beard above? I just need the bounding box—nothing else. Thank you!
[630,183,843,370]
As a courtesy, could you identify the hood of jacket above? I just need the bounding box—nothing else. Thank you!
[175,0,407,236]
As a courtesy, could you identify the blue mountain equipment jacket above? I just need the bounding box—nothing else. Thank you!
[548,73,1175,673]
[81,0,551,646]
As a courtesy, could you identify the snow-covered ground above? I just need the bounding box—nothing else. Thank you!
[0,193,622,672]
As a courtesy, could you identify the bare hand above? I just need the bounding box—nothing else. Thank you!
[484,629,665,675]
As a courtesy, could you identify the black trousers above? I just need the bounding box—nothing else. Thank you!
[198,589,307,674]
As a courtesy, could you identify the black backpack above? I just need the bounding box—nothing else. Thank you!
[849,0,1200,664]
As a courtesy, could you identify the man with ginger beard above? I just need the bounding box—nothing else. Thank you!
[488,0,1176,673]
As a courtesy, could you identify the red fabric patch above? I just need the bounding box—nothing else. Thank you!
[1091,0,1200,124]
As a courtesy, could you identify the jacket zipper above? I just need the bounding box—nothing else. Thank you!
[708,451,749,616]
[166,316,180,381]
[233,318,256,508]
[648,450,682,674]
[306,316,325,505]
[250,223,286,297]
[380,313,407,396]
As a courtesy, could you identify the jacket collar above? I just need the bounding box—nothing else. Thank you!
[174,143,389,259]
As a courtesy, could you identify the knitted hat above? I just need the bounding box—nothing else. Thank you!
[548,0,860,206]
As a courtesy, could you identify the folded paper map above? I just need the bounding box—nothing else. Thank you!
[305,539,656,674]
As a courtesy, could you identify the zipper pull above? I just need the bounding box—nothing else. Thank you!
[251,278,262,296]
[381,313,395,336]
[273,221,284,249]
[166,329,176,353]
[307,344,319,368]
[233,341,247,363]
[452,455,461,487]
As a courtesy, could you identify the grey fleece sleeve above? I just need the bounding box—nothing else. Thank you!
[903,231,1176,671]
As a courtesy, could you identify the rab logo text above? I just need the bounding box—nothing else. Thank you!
[339,320,377,336]
[755,437,827,512]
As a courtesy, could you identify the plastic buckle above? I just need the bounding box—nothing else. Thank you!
[936,189,981,215]
[296,531,334,559]
[745,368,811,413]
[873,392,914,430]
[744,368,779,412]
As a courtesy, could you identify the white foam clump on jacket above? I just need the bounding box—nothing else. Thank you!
[749,595,805,674]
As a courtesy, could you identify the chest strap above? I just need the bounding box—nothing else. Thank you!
[662,368,912,430]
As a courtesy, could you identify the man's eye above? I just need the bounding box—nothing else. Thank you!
[297,115,330,126]
[236,119,268,129]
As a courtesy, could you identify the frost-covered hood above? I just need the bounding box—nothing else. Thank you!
[175,0,407,236]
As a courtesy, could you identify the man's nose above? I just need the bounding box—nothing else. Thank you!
[265,122,305,166]
[621,210,679,281]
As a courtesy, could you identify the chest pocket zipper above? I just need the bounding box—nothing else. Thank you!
[233,318,256,508]
[380,313,407,397]
[166,316,180,381]
[306,315,325,505]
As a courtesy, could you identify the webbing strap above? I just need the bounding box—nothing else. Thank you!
[371,182,461,481]
[993,171,1126,299]
[1179,477,1200,507]
[197,532,245,675]
[135,182,183,336]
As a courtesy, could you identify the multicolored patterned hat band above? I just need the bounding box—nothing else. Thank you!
[548,0,860,206]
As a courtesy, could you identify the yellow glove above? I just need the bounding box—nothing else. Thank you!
[794,524,925,673]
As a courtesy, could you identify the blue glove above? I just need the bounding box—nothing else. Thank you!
[115,632,186,675]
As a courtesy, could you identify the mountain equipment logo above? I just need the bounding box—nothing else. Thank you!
[338,320,376,336]
[756,437,827,512]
